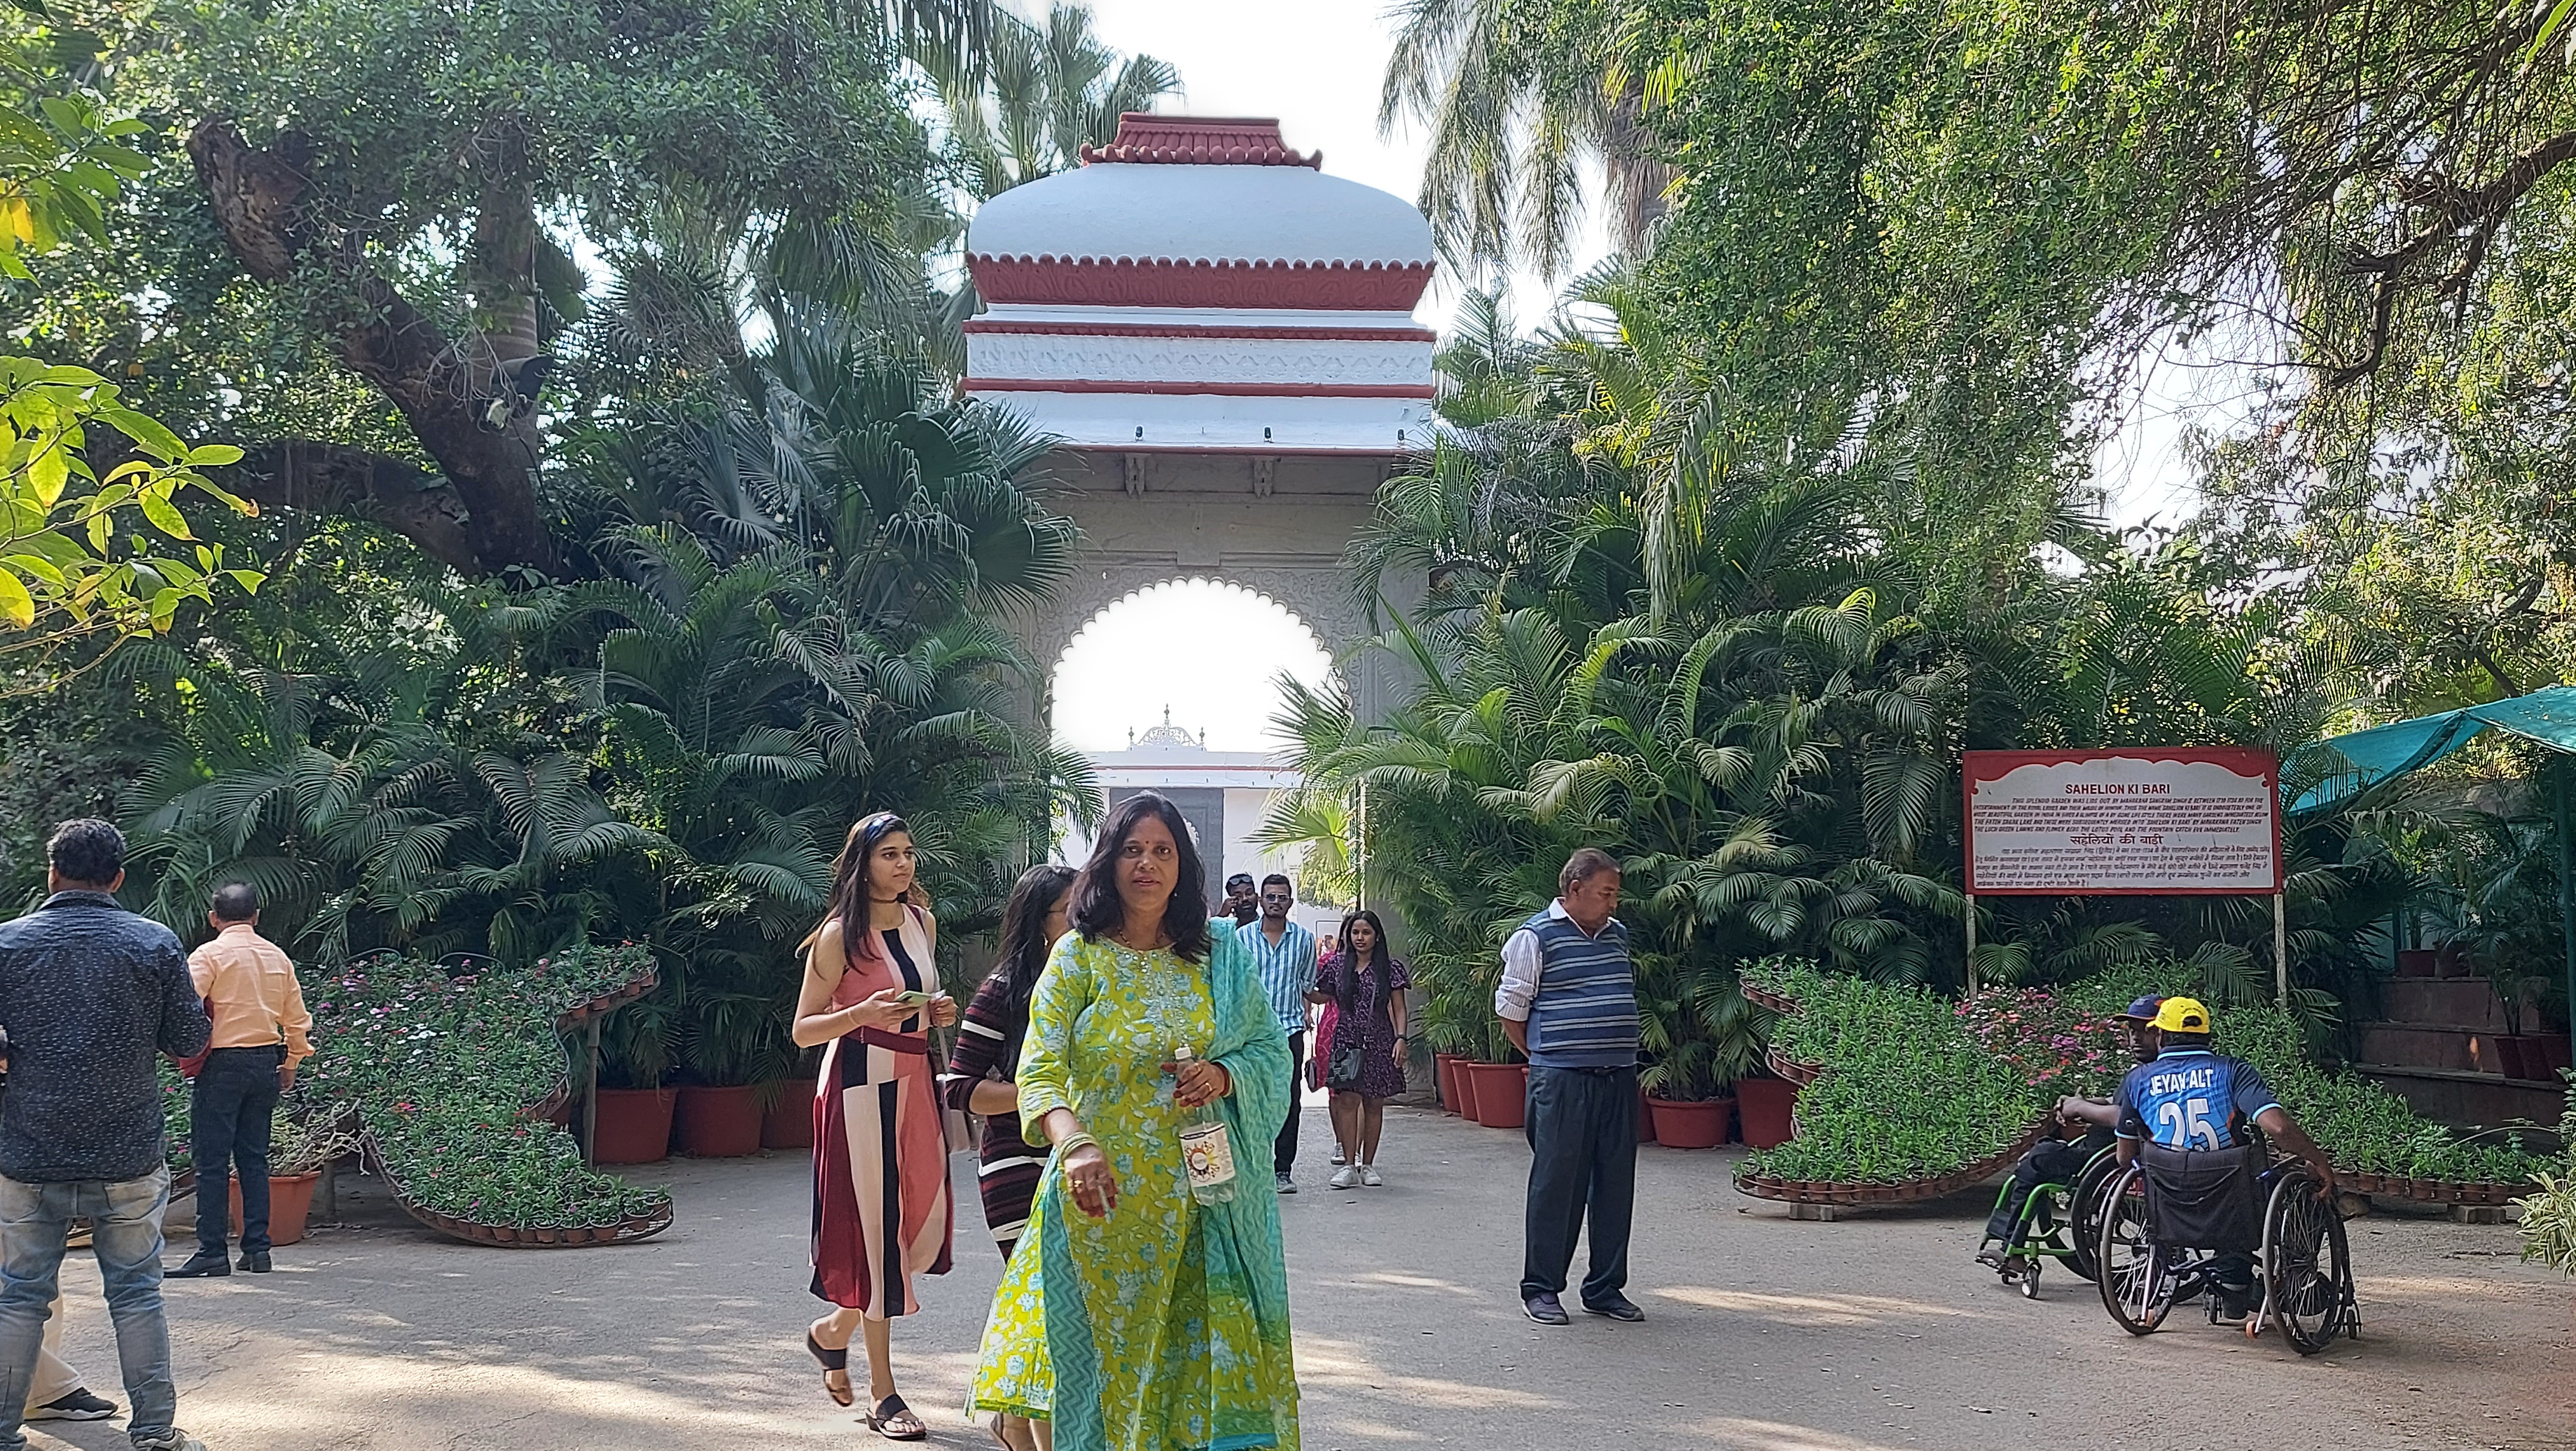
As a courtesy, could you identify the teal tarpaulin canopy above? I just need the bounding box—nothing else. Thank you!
[2289,684,2576,814]
[2290,685,2576,1040]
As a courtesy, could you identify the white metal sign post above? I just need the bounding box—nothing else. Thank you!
[1963,748,2287,1002]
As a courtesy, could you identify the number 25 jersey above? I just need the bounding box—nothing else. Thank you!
[2114,1049,2281,1151]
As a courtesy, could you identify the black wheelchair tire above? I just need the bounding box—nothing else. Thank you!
[2095,1164,2173,1335]
[2262,1170,2357,1355]
[2065,1151,2120,1283]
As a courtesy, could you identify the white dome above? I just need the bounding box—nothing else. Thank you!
[964,116,1436,313]
[968,163,1435,271]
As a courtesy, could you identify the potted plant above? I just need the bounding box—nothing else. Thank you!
[1735,1070,1798,1149]
[1636,955,1760,1149]
[591,975,680,1165]
[227,1111,359,1247]
[674,967,794,1158]
[763,1045,823,1150]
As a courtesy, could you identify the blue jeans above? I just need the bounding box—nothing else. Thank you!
[0,1170,177,1448]
[192,1046,282,1254]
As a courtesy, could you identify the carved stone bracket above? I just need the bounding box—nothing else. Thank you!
[1250,456,1279,498]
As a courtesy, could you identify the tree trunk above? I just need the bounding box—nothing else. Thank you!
[187,118,562,578]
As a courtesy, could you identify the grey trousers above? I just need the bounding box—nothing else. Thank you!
[1520,1064,1637,1304]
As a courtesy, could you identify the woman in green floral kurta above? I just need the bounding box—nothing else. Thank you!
[968,792,1298,1451]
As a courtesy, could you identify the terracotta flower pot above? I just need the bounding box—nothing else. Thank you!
[2395,948,2438,978]
[591,1087,677,1165]
[763,1076,818,1150]
[675,1084,764,1157]
[1468,1063,1526,1129]
[1735,1078,1797,1150]
[1450,1060,1482,1122]
[1636,1084,1657,1143]
[227,1170,321,1247]
[1645,1095,1734,1149]
[1434,1054,1462,1116]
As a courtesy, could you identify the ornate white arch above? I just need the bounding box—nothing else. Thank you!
[1032,566,1412,730]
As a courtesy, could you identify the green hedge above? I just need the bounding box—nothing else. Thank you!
[1740,957,2555,1189]
[169,943,671,1231]
[1740,958,2043,1183]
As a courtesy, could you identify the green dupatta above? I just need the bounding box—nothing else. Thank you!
[1034,921,1296,1451]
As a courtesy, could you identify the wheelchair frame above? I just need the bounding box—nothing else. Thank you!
[1978,1141,2120,1298]
[2093,1155,2361,1355]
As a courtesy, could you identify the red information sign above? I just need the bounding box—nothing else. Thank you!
[1963,748,2282,896]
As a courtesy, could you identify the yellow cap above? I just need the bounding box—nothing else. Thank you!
[2152,996,2212,1034]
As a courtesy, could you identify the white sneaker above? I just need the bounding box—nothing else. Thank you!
[1330,1145,1345,1165]
[1330,1165,1359,1190]
[1359,1164,1384,1187]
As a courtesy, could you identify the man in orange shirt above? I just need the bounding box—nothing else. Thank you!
[167,884,311,1279]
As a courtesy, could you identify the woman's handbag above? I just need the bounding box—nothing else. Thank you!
[929,1024,979,1156]
[1324,1031,1367,1090]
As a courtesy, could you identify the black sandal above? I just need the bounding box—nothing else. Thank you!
[804,1331,852,1408]
[868,1393,928,1441]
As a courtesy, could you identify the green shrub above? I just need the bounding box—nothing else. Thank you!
[1741,957,2043,1183]
[1741,957,2555,1188]
[169,943,673,1232]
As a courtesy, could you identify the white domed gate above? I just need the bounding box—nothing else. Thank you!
[964,115,1435,722]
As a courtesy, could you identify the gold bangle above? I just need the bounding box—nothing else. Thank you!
[1057,1131,1099,1157]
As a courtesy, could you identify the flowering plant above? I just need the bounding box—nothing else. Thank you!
[1953,987,2133,1099]
[168,942,671,1236]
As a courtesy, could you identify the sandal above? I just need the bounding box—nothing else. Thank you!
[868,1393,928,1442]
[804,1330,852,1408]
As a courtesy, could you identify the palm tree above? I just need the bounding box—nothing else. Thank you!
[1379,0,1668,276]
[936,3,1180,201]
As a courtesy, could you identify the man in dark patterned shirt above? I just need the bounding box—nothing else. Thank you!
[0,820,211,1451]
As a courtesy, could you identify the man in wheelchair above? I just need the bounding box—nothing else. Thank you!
[2112,997,2338,1321]
[1975,995,2165,1273]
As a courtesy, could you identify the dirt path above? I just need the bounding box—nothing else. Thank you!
[27,1104,2570,1450]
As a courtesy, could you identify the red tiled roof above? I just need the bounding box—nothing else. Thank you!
[1077,114,1321,169]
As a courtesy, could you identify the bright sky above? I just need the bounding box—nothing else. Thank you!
[1052,579,1337,751]
[1040,1,2219,748]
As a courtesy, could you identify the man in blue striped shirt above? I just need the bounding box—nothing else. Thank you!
[1236,875,1317,1193]
[1496,847,1643,1326]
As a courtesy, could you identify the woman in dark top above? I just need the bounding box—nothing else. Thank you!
[940,862,1072,1451]
[1317,909,1410,1188]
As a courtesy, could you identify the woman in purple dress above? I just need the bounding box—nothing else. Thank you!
[1318,909,1409,1188]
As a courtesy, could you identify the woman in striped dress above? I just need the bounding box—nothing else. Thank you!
[792,811,957,1441]
[941,863,1074,1451]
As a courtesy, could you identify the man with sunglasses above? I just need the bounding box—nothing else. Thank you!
[1236,875,1317,1193]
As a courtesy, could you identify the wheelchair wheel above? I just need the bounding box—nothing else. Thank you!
[2095,1165,2174,1335]
[2065,1152,2120,1283]
[2015,1256,2042,1298]
[2262,1171,2357,1355]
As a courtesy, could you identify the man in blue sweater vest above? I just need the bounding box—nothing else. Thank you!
[1494,847,1645,1326]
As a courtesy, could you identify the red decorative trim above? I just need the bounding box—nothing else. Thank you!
[1079,114,1319,169]
[964,378,1436,399]
[969,255,1435,310]
[1046,443,1410,457]
[963,319,1437,343]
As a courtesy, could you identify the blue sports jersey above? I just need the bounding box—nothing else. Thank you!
[2114,1049,2281,1150]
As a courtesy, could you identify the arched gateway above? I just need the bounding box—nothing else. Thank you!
[964,114,1435,718]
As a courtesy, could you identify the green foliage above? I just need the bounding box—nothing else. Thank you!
[295,944,670,1229]
[2055,967,2551,1186]
[1740,957,2042,1184]
[1744,958,2554,1188]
